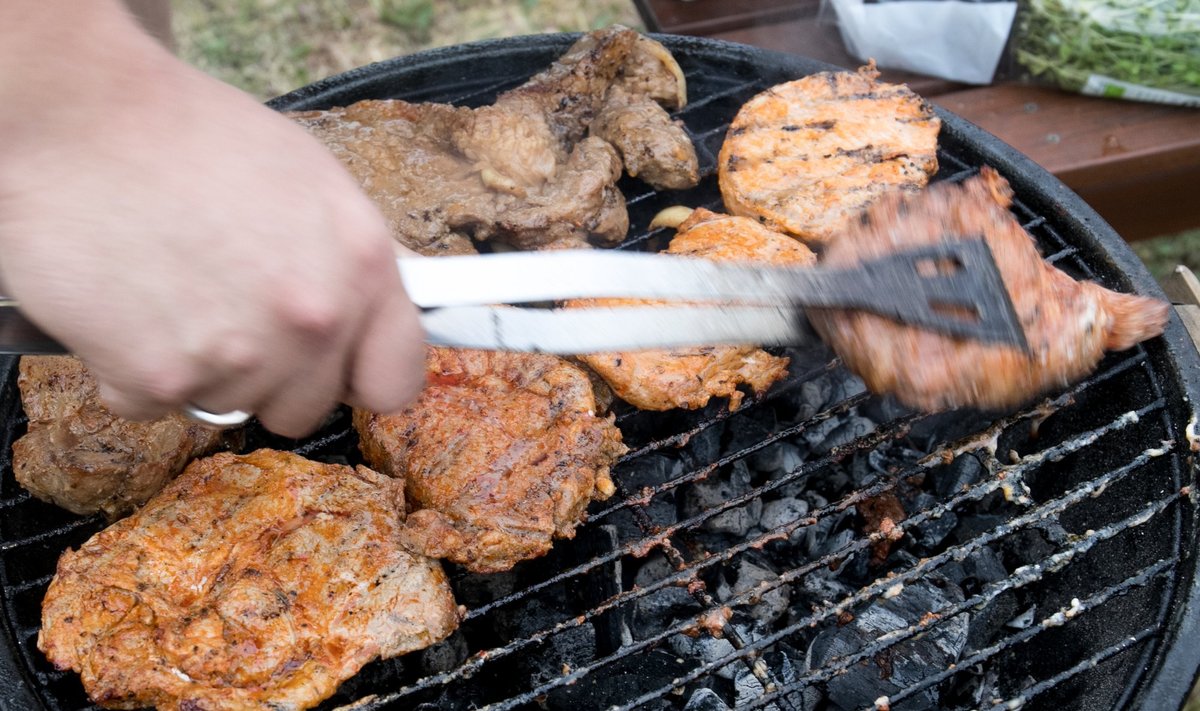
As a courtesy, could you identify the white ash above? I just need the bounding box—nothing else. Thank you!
[810,415,876,456]
[632,553,700,638]
[1007,604,1037,630]
[684,688,732,711]
[682,460,763,537]
[717,558,790,626]
[750,442,806,477]
[757,496,810,544]
[669,634,738,680]
[907,493,959,550]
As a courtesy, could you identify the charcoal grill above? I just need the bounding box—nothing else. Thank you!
[0,34,1198,711]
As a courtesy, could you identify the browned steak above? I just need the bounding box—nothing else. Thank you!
[13,355,236,518]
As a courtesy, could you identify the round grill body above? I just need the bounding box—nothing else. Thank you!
[0,35,1198,711]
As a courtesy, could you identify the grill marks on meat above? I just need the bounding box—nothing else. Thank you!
[719,63,940,244]
[40,449,459,711]
[809,168,1169,412]
[290,27,697,254]
[572,208,816,411]
[13,356,235,518]
[355,348,626,574]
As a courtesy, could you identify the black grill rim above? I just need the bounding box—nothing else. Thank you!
[0,31,1196,711]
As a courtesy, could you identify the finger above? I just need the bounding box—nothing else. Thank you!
[252,339,349,438]
[97,380,174,422]
[343,284,427,415]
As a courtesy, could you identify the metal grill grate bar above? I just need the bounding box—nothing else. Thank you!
[882,562,1173,711]
[983,624,1160,711]
[352,394,1168,709]
[615,446,1178,711]
[749,493,1181,709]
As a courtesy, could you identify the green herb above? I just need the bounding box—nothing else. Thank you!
[1014,0,1200,95]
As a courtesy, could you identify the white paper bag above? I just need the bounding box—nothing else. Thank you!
[826,0,1018,84]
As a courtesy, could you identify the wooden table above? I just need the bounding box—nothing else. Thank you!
[634,0,1200,241]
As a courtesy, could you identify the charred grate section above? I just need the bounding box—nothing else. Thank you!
[0,35,1195,711]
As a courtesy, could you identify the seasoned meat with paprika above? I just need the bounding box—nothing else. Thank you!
[13,355,235,518]
[719,63,940,244]
[355,348,626,573]
[572,208,816,411]
[809,168,1169,411]
[40,449,459,711]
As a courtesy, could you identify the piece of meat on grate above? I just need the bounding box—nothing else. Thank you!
[40,449,459,711]
[719,62,940,245]
[290,26,696,255]
[571,207,816,411]
[809,167,1170,412]
[590,34,698,190]
[355,348,626,574]
[12,355,236,518]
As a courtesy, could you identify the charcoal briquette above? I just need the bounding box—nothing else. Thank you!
[684,687,732,711]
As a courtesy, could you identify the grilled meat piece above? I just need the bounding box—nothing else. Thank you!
[289,101,480,256]
[590,35,698,190]
[290,26,696,253]
[593,85,699,190]
[40,449,459,711]
[13,356,235,518]
[719,63,940,244]
[809,168,1169,412]
[355,348,626,574]
[573,208,816,411]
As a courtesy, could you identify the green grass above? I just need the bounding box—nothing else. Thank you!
[173,0,642,99]
[1132,228,1200,282]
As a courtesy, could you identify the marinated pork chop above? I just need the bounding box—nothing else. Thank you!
[355,348,626,574]
[40,449,459,711]
[572,208,816,411]
[809,168,1169,412]
[719,63,940,244]
[290,27,696,254]
[13,356,235,518]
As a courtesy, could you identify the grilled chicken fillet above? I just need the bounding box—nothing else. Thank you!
[809,168,1169,411]
[355,348,626,573]
[40,449,459,711]
[719,63,940,244]
[572,208,816,411]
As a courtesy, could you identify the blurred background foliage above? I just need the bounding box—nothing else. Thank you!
[173,0,641,99]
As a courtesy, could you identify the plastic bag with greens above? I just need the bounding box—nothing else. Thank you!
[1012,0,1200,106]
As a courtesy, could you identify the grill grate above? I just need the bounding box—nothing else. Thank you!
[0,34,1195,711]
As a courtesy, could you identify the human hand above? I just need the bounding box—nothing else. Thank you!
[0,1,426,437]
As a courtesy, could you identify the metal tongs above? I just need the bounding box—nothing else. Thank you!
[0,240,1026,359]
[399,239,1028,353]
[0,239,1024,426]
